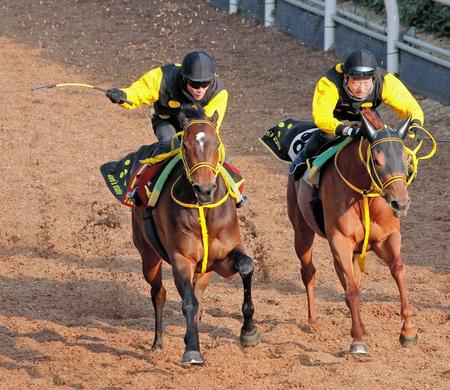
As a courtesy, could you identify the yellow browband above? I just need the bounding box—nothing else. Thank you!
[335,126,436,272]
[171,119,229,274]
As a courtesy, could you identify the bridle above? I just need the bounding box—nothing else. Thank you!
[179,119,226,184]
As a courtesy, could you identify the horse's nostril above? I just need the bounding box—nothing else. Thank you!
[391,200,400,211]
[193,184,201,193]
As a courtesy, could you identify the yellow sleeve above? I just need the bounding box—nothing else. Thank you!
[204,89,228,132]
[311,77,343,135]
[382,73,424,124]
[119,67,163,109]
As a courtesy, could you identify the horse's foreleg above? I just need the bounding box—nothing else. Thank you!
[334,255,367,335]
[229,248,260,347]
[351,255,367,335]
[193,272,213,323]
[330,236,367,354]
[171,257,203,365]
[373,233,417,346]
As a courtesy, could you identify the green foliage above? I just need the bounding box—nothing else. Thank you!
[351,0,450,38]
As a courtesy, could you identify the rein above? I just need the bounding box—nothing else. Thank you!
[334,126,436,272]
[171,119,229,275]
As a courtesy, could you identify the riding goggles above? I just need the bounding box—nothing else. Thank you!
[187,80,211,89]
[347,66,376,78]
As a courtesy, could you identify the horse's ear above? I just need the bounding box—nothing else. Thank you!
[396,115,412,139]
[361,113,377,142]
[211,110,219,125]
[178,105,190,128]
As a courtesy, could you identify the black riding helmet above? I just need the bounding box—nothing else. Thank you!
[342,49,377,78]
[181,51,215,82]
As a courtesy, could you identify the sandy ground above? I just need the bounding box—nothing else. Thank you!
[0,1,449,389]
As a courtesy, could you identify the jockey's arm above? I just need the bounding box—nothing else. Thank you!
[312,76,343,135]
[203,89,229,132]
[381,73,424,125]
[119,67,163,109]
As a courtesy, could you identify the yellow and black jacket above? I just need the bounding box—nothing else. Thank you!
[312,63,424,135]
[119,63,228,131]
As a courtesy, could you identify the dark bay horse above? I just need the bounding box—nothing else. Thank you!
[132,106,260,365]
[287,111,418,354]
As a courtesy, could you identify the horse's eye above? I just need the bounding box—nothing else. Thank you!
[373,149,382,167]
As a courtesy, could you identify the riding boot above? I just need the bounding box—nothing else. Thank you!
[288,131,330,181]
[236,193,248,208]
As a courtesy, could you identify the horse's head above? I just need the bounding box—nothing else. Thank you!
[361,113,411,217]
[179,105,224,205]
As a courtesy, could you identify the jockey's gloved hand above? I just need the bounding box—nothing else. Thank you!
[408,119,424,142]
[337,125,362,139]
[106,88,127,104]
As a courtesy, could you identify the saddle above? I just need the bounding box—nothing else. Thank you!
[100,145,245,210]
[302,138,352,236]
[261,119,353,235]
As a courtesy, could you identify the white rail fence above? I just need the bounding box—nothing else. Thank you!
[206,0,450,104]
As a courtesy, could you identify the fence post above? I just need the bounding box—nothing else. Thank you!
[230,0,238,13]
[324,0,336,50]
[264,1,276,26]
[384,0,400,74]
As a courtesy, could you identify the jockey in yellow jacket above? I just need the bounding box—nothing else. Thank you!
[106,51,248,207]
[289,49,424,180]
[106,50,228,156]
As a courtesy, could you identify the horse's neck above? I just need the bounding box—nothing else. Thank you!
[337,140,372,191]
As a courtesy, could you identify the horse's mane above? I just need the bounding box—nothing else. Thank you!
[361,108,384,130]
[180,104,206,121]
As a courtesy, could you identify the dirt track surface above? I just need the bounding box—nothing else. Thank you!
[0,1,449,389]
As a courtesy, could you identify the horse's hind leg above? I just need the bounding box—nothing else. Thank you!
[143,256,165,351]
[373,233,417,346]
[229,248,260,347]
[132,216,166,351]
[287,180,317,325]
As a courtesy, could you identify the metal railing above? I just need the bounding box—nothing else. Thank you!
[226,0,450,73]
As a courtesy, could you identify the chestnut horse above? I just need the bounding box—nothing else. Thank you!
[131,106,260,365]
[287,111,418,354]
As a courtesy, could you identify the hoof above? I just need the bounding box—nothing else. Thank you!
[400,332,418,347]
[349,342,368,355]
[182,350,204,366]
[240,327,261,347]
[151,344,163,352]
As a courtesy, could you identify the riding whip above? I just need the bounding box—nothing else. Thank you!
[31,82,133,105]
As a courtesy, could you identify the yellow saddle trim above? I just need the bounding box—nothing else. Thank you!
[140,148,180,165]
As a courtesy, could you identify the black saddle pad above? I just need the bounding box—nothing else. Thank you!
[260,119,319,162]
[100,144,156,203]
